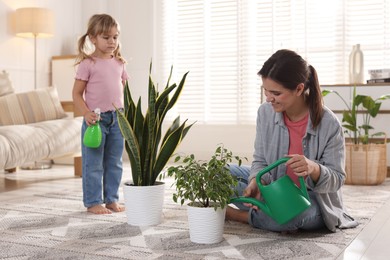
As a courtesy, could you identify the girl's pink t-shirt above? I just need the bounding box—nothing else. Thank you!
[75,57,129,112]
[283,112,309,187]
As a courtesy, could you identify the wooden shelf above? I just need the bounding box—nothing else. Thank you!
[322,83,390,87]
[52,55,77,60]
[60,101,83,117]
[331,110,390,114]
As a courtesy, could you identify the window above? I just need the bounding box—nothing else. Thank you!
[155,0,390,124]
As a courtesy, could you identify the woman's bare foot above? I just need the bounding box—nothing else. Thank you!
[106,202,125,212]
[226,206,249,224]
[87,204,112,214]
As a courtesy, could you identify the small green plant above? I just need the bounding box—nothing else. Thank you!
[167,144,247,210]
[322,86,390,144]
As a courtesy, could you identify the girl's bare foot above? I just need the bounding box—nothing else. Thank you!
[87,204,112,214]
[106,202,125,212]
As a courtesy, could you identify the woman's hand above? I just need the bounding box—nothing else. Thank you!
[286,154,320,182]
[243,178,262,210]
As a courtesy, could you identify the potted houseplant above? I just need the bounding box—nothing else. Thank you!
[167,144,246,244]
[322,86,390,184]
[116,62,194,226]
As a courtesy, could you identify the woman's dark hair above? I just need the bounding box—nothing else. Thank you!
[258,49,323,128]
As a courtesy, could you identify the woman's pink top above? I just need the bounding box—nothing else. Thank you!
[283,112,309,187]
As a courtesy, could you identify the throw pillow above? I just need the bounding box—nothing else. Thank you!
[17,87,68,124]
[0,70,14,97]
[0,93,26,126]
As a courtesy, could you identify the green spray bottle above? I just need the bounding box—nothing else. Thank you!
[83,108,102,148]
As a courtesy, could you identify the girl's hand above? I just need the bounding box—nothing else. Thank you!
[84,111,98,126]
[243,178,261,210]
[286,154,320,180]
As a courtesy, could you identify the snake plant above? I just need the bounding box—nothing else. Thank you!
[116,63,194,186]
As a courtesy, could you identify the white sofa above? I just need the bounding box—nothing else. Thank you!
[0,71,82,175]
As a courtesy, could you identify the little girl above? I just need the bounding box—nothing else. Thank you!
[72,14,129,214]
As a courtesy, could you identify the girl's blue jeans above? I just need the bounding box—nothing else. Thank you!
[81,110,124,208]
[229,164,325,232]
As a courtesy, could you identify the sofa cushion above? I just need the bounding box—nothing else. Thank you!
[0,117,82,170]
[0,93,26,126]
[0,134,10,167]
[17,87,67,124]
[0,87,68,126]
[0,70,14,97]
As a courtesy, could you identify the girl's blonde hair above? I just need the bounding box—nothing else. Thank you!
[75,14,126,65]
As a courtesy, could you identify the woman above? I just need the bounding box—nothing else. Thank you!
[227,49,358,232]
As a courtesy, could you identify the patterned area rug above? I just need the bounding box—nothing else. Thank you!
[1,177,390,260]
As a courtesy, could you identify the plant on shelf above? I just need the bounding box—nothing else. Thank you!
[322,86,390,144]
[116,62,195,186]
[115,62,195,226]
[322,86,390,185]
[167,144,247,243]
[167,144,246,210]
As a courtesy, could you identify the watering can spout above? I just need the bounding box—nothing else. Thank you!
[257,203,271,217]
[229,197,272,216]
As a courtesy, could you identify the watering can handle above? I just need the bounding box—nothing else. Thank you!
[299,174,310,200]
[256,157,309,200]
[255,157,290,189]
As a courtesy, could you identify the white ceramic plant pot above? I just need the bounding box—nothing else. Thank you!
[123,181,165,226]
[187,203,226,244]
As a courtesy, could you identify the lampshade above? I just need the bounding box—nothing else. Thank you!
[14,7,54,38]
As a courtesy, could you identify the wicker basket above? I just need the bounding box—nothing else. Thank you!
[345,139,387,185]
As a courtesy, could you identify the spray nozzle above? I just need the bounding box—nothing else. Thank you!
[94,108,101,121]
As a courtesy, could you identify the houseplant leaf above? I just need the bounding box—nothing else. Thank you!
[116,108,143,185]
[322,86,390,144]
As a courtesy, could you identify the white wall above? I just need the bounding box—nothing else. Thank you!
[1,0,252,162]
[176,124,255,163]
[0,0,137,91]
[0,0,80,92]
[5,0,388,166]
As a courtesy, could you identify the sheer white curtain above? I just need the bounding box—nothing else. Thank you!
[155,0,390,125]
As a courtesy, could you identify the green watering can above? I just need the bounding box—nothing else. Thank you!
[230,157,311,225]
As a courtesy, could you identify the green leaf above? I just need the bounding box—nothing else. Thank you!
[115,108,142,185]
[377,94,390,101]
[154,121,186,183]
[371,132,386,137]
[321,89,334,97]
